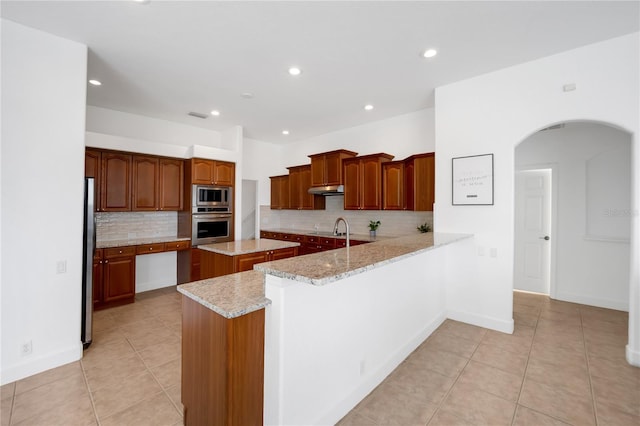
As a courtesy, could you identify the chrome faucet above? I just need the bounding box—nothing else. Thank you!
[333,217,350,248]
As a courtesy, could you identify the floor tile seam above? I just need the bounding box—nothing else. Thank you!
[79,359,101,426]
[12,368,86,399]
[579,310,599,426]
[514,402,573,425]
[97,389,167,424]
[510,306,539,425]
[426,335,480,425]
[6,384,16,426]
[162,386,184,419]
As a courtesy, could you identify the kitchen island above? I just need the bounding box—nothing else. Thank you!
[178,232,475,425]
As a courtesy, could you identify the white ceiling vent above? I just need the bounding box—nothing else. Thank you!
[188,111,208,119]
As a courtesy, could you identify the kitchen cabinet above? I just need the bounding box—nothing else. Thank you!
[260,231,370,255]
[199,246,298,279]
[94,246,136,310]
[132,156,184,211]
[190,158,235,186]
[404,153,435,211]
[343,153,394,210]
[100,152,132,212]
[287,165,325,210]
[85,149,102,210]
[382,161,405,210]
[308,149,357,187]
[269,175,290,209]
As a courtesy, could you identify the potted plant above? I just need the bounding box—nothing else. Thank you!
[369,220,381,238]
[417,222,432,233]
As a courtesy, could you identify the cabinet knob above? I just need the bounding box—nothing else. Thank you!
[149,247,153,251]
[119,250,123,254]
[105,260,109,264]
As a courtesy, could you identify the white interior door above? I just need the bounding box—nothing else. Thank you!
[514,169,552,294]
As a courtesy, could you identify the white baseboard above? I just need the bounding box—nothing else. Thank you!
[554,291,629,312]
[316,311,447,426]
[626,344,640,367]
[1,342,82,385]
[447,309,514,334]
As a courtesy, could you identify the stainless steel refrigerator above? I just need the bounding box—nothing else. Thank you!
[81,177,95,349]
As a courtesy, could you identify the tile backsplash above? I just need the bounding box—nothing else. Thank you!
[96,211,177,241]
[260,196,433,236]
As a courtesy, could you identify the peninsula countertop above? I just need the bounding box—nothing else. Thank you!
[254,232,472,286]
[177,270,269,319]
[197,239,300,256]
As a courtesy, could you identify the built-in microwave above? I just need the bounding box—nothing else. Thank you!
[192,213,232,245]
[192,185,232,213]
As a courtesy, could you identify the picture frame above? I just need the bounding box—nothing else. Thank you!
[452,154,494,205]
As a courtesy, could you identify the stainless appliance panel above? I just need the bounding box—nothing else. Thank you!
[192,185,232,211]
[192,213,232,245]
[81,177,94,349]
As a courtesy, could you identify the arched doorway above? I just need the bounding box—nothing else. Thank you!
[514,121,632,310]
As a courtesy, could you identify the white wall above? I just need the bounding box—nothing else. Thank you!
[1,20,88,384]
[242,137,286,206]
[434,33,639,365]
[516,123,631,310]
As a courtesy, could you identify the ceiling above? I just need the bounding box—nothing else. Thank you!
[2,1,638,144]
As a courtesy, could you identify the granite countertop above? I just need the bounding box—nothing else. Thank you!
[198,239,300,256]
[177,270,270,319]
[254,232,472,286]
[96,236,190,249]
[261,227,393,242]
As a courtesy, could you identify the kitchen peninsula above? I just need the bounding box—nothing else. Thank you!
[178,232,474,425]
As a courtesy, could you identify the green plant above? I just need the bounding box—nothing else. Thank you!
[417,222,432,233]
[368,220,381,231]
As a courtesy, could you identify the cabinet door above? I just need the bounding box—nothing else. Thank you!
[132,155,159,211]
[414,155,435,211]
[92,250,103,307]
[213,161,235,186]
[271,247,298,261]
[288,169,301,209]
[361,157,382,210]
[383,162,404,210]
[190,248,201,282]
[192,159,215,184]
[236,252,267,272]
[103,256,135,302]
[85,149,101,211]
[343,159,361,210]
[101,152,131,211]
[270,175,289,209]
[310,155,326,186]
[159,158,184,211]
[324,152,344,186]
[404,161,415,211]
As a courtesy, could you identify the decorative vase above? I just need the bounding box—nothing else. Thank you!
[369,230,376,239]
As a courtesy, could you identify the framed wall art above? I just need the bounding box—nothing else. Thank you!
[452,154,494,205]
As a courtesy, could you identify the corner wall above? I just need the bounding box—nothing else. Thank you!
[1,20,88,384]
[434,33,639,364]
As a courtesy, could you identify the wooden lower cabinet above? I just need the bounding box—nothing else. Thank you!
[181,296,264,425]
[260,231,370,255]
[94,247,136,310]
[199,246,299,279]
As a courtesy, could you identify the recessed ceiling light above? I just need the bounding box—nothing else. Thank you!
[241,92,254,99]
[423,49,438,58]
[210,110,220,116]
[364,104,374,111]
[282,130,290,135]
[88,79,102,86]
[133,0,150,4]
[288,67,302,76]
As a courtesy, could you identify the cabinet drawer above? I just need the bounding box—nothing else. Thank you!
[104,246,136,259]
[336,239,368,248]
[136,243,166,255]
[290,234,305,243]
[165,240,190,251]
[306,235,335,247]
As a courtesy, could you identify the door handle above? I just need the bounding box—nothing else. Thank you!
[539,236,550,241]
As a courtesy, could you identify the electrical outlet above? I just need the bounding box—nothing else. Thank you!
[56,260,67,274]
[477,246,485,257]
[490,248,498,258]
[21,340,32,356]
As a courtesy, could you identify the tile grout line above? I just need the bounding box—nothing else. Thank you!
[79,358,101,426]
[580,306,600,426]
[8,381,16,426]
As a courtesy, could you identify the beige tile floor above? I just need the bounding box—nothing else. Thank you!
[1,288,639,425]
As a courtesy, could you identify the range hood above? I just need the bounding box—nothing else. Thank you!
[308,185,344,195]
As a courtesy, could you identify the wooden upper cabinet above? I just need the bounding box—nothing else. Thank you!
[287,165,325,210]
[159,158,183,210]
[343,153,394,210]
[85,149,102,210]
[191,158,235,186]
[132,155,159,211]
[382,161,405,210]
[308,149,357,187]
[132,156,184,211]
[404,153,435,211]
[269,175,289,210]
[101,152,131,212]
